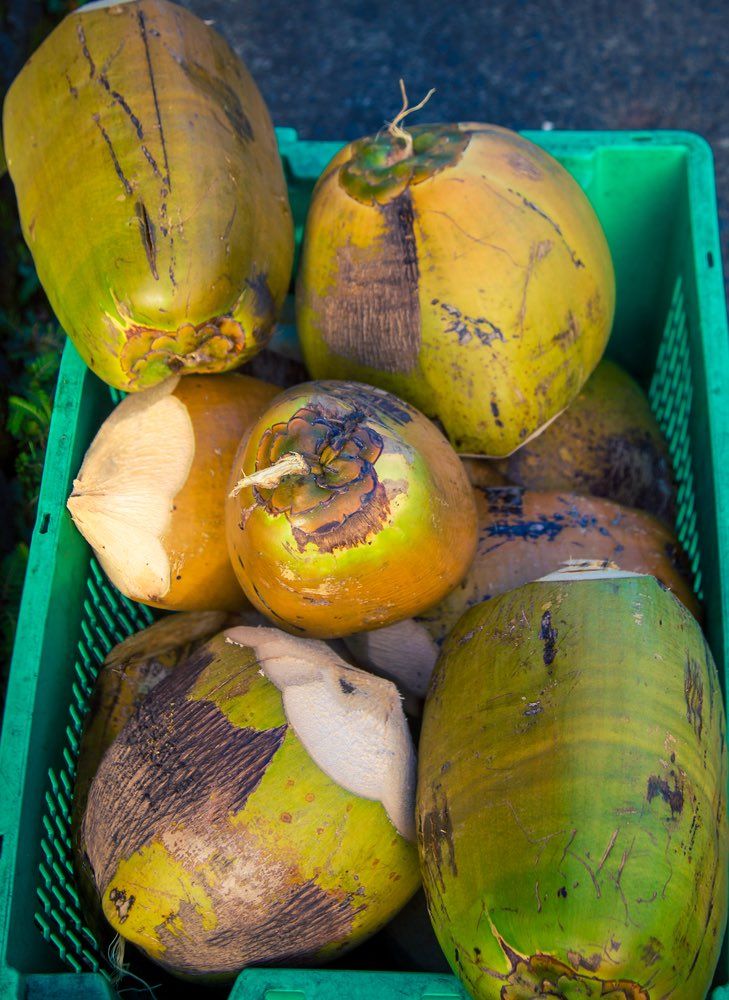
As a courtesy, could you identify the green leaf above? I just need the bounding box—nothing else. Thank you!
[7,391,52,438]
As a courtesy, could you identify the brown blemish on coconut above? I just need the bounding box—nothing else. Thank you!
[433,298,505,348]
[134,199,158,280]
[158,868,359,975]
[495,935,649,1000]
[108,886,135,923]
[316,191,421,373]
[292,482,392,553]
[82,646,288,890]
[248,403,397,554]
[320,382,414,426]
[552,310,581,349]
[640,937,663,967]
[567,949,602,972]
[482,484,525,518]
[418,784,457,891]
[119,314,249,387]
[246,269,276,324]
[584,429,675,524]
[507,187,586,269]
[646,770,684,819]
[176,56,254,144]
[507,152,543,180]
[684,656,704,740]
[539,609,557,667]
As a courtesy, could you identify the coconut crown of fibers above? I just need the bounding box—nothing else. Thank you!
[66,375,194,602]
[225,625,417,841]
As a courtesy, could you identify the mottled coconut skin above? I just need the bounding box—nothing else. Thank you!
[225,380,477,638]
[463,359,676,523]
[3,0,293,390]
[417,573,728,1000]
[82,629,419,979]
[297,124,615,456]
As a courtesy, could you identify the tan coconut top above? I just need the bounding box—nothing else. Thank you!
[66,376,195,603]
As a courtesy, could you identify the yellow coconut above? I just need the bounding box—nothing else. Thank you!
[296,112,615,457]
[81,626,420,979]
[67,372,280,610]
[417,567,727,999]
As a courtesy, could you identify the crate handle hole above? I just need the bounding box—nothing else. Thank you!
[39,513,51,535]
[707,251,715,268]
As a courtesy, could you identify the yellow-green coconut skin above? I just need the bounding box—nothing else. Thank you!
[2,0,293,390]
[81,630,419,979]
[296,124,615,457]
[417,574,728,1000]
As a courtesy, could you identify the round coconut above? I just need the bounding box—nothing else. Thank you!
[225,381,477,638]
[296,122,615,457]
[81,626,420,979]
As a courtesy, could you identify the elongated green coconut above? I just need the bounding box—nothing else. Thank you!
[417,567,728,999]
[3,0,293,390]
[81,625,420,979]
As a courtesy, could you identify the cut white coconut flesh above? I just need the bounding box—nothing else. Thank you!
[538,559,646,583]
[73,0,138,12]
[66,376,194,603]
[343,619,439,701]
[224,626,417,841]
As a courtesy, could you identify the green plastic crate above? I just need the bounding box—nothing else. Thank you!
[1,128,728,1000]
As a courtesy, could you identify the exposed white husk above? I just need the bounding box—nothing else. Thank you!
[224,625,417,840]
[73,0,136,12]
[538,559,644,582]
[343,619,439,701]
[66,376,194,603]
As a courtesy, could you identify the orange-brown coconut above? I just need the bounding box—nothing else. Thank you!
[67,373,280,610]
[225,381,477,638]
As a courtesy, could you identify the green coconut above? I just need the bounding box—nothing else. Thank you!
[417,567,728,999]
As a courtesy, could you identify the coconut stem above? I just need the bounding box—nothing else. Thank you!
[386,78,436,163]
[229,452,311,497]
